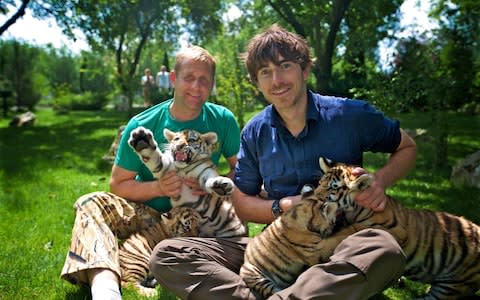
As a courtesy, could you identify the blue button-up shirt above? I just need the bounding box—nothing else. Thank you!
[234,90,401,200]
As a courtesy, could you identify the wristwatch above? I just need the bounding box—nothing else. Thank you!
[271,199,283,218]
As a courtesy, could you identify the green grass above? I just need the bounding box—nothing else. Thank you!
[0,108,479,299]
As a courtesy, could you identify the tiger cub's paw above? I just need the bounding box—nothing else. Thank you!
[128,127,158,161]
[300,184,315,197]
[140,273,158,288]
[205,176,234,196]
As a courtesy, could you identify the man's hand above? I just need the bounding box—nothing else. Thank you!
[352,168,387,212]
[184,177,208,196]
[279,194,302,212]
[158,170,183,198]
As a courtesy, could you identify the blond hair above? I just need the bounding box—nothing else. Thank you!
[174,45,216,80]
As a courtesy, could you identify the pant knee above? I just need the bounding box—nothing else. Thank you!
[74,191,111,210]
[332,229,406,277]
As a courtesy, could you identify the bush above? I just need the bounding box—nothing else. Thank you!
[70,92,110,110]
[54,90,110,111]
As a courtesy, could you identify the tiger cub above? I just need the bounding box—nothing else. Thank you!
[317,157,480,300]
[240,185,357,298]
[128,126,247,238]
[119,206,201,297]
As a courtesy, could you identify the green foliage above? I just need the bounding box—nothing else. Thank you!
[0,40,42,110]
[42,0,227,115]
[207,28,258,128]
[0,108,478,299]
[331,0,402,97]
[0,41,115,113]
[53,90,110,111]
[356,0,480,114]
[78,52,115,96]
[181,0,224,44]
[2,0,478,116]
[40,46,80,92]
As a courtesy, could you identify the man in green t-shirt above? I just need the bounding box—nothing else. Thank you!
[60,45,240,300]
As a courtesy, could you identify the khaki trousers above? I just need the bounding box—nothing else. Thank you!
[149,229,405,300]
[60,191,162,286]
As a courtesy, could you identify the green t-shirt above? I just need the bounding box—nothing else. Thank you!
[114,99,240,212]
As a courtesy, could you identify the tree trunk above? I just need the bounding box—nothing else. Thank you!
[313,0,351,94]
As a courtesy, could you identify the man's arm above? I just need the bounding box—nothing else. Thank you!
[224,155,238,179]
[354,128,417,211]
[109,164,182,202]
[232,189,276,224]
[232,188,302,224]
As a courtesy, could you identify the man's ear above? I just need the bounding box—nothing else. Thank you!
[303,63,311,81]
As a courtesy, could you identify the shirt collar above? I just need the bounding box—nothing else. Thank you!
[306,90,321,123]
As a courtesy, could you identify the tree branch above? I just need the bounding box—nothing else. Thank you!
[0,0,31,36]
[266,0,306,37]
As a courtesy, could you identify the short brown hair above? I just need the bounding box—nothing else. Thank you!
[241,24,313,83]
[174,45,216,80]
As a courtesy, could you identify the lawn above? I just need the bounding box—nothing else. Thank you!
[0,107,478,300]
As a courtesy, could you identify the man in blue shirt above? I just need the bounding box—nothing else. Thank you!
[149,25,416,299]
[235,92,402,201]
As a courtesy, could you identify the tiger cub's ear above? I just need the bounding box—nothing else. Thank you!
[201,132,218,146]
[163,128,176,142]
[319,157,334,173]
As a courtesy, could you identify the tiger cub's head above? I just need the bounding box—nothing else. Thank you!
[161,206,201,237]
[163,128,218,168]
[297,187,342,238]
[296,157,374,237]
[315,157,373,210]
[316,157,374,211]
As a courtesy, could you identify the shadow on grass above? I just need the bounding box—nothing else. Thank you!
[0,110,127,172]
[0,109,126,212]
[64,288,90,300]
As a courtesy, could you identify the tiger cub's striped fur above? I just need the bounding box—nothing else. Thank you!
[119,206,201,297]
[128,126,247,238]
[317,157,480,300]
[240,185,357,298]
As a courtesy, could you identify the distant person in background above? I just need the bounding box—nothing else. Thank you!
[156,65,171,93]
[141,68,155,107]
[156,65,171,102]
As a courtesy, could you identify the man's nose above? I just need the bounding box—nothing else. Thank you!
[271,68,284,83]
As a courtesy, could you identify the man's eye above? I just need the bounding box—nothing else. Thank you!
[258,69,270,76]
[281,62,291,69]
